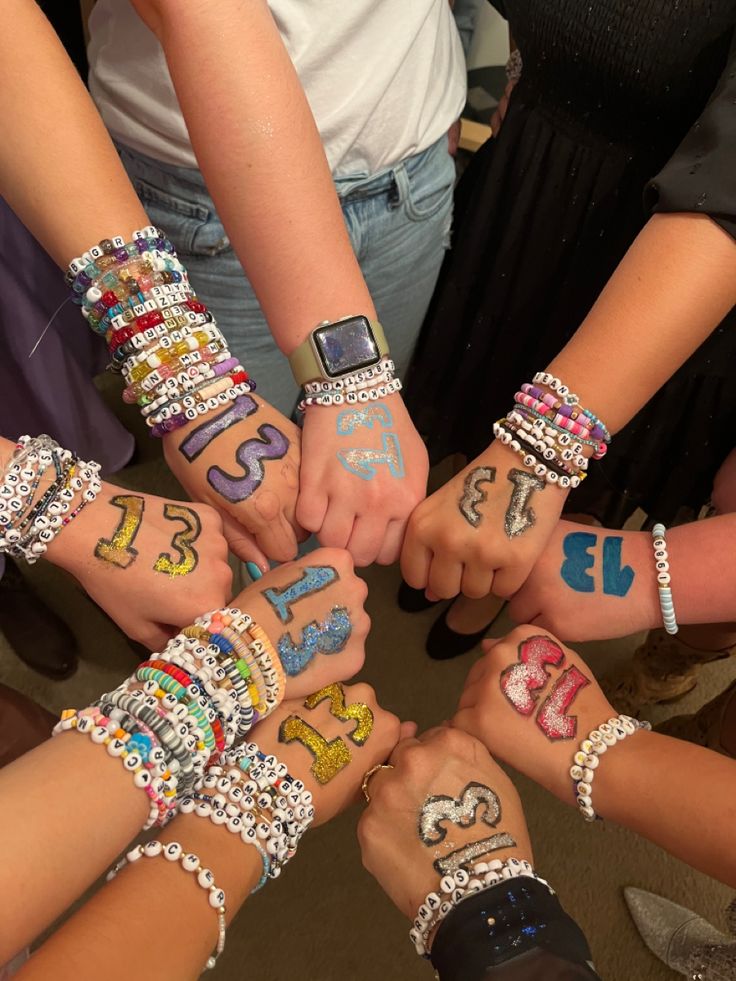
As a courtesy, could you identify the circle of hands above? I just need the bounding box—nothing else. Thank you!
[47,389,652,919]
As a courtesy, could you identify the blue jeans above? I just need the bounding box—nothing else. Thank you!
[117,137,455,416]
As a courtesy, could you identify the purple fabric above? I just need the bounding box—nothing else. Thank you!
[0,197,134,473]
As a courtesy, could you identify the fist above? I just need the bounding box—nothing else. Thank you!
[358,727,531,920]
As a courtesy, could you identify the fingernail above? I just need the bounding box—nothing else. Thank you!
[246,562,264,581]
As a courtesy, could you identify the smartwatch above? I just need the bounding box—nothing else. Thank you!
[288,315,389,386]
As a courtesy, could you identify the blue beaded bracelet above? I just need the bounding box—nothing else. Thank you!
[651,523,678,635]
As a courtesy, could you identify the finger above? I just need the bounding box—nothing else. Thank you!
[346,515,385,568]
[456,678,483,711]
[481,636,504,653]
[375,518,406,566]
[491,566,529,601]
[295,481,329,535]
[461,564,494,601]
[425,588,441,602]
[399,529,432,590]
[387,734,423,767]
[254,510,299,563]
[427,556,463,600]
[316,502,355,551]
[399,720,418,740]
[220,513,270,566]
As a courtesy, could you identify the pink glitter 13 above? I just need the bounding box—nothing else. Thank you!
[536,666,590,740]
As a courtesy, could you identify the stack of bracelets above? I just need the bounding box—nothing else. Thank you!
[297,355,402,411]
[410,857,554,958]
[0,435,102,564]
[54,607,311,970]
[494,371,611,489]
[569,713,651,823]
[66,227,254,438]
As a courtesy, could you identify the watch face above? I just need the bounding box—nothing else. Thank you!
[313,316,379,378]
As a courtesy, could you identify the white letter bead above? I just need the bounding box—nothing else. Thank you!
[182,853,199,872]
[209,888,226,909]
[164,843,182,861]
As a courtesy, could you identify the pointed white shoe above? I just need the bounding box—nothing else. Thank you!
[624,888,736,980]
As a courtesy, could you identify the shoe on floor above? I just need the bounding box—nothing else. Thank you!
[624,887,736,978]
[656,678,736,758]
[601,628,732,717]
[426,598,506,661]
[397,581,439,614]
[0,558,78,680]
[0,683,56,767]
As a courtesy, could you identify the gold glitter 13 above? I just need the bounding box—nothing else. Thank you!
[95,494,145,569]
[278,715,351,785]
[153,503,201,578]
[303,683,374,745]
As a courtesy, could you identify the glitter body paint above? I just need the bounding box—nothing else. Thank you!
[458,466,496,528]
[504,468,545,539]
[536,665,590,740]
[336,432,404,480]
[207,425,290,503]
[500,635,566,715]
[277,606,352,677]
[335,404,393,434]
[262,566,338,624]
[153,503,201,577]
[303,683,374,745]
[95,494,145,569]
[434,834,518,876]
[178,394,258,463]
[278,715,351,784]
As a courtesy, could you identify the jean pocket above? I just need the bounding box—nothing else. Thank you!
[131,176,231,257]
[403,146,456,223]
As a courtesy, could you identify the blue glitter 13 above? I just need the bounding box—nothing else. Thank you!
[262,566,338,624]
[335,404,393,435]
[277,606,352,676]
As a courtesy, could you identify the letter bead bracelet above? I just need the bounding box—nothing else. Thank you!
[570,713,651,822]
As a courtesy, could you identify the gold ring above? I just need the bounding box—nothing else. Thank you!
[361,763,394,803]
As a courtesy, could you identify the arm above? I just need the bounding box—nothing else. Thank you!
[454,626,736,888]
[509,514,736,642]
[137,0,429,566]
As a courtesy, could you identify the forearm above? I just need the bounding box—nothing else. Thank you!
[142,0,376,355]
[547,213,736,432]
[18,812,261,981]
[594,729,736,887]
[0,735,148,961]
[0,1,148,266]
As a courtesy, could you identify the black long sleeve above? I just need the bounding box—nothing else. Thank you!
[430,877,600,981]
[645,30,736,240]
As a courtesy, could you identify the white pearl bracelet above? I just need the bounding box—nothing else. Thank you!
[570,713,651,822]
[107,839,227,971]
[651,522,678,635]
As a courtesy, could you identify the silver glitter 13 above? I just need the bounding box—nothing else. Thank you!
[504,468,546,539]
[434,833,518,876]
[459,467,496,528]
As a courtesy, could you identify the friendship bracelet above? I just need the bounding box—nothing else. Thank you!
[107,840,227,971]
[410,858,552,958]
[570,713,651,822]
[651,523,678,635]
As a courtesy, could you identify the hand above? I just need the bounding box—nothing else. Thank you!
[296,394,428,567]
[453,626,617,802]
[45,483,232,650]
[357,727,531,920]
[251,681,403,826]
[401,439,565,601]
[230,547,371,699]
[163,393,308,565]
[490,78,516,136]
[509,520,660,641]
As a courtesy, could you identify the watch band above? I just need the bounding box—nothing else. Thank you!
[288,317,389,386]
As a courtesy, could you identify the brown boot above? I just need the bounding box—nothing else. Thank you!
[0,683,56,767]
[656,679,736,758]
[601,629,733,718]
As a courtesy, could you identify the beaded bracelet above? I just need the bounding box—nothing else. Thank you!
[493,420,584,488]
[107,840,226,971]
[410,858,552,958]
[570,713,651,822]
[651,523,678,635]
[298,377,402,410]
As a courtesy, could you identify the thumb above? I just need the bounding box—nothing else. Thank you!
[399,720,418,740]
[221,513,269,569]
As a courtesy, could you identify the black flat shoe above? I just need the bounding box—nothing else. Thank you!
[426,600,507,661]
[397,580,440,613]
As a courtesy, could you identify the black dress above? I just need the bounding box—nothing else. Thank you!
[406,1,736,525]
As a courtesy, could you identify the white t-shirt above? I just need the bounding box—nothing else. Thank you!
[88,1,467,178]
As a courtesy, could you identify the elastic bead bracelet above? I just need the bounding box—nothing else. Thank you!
[651,522,678,635]
[410,858,551,958]
[107,840,226,971]
[569,713,651,822]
